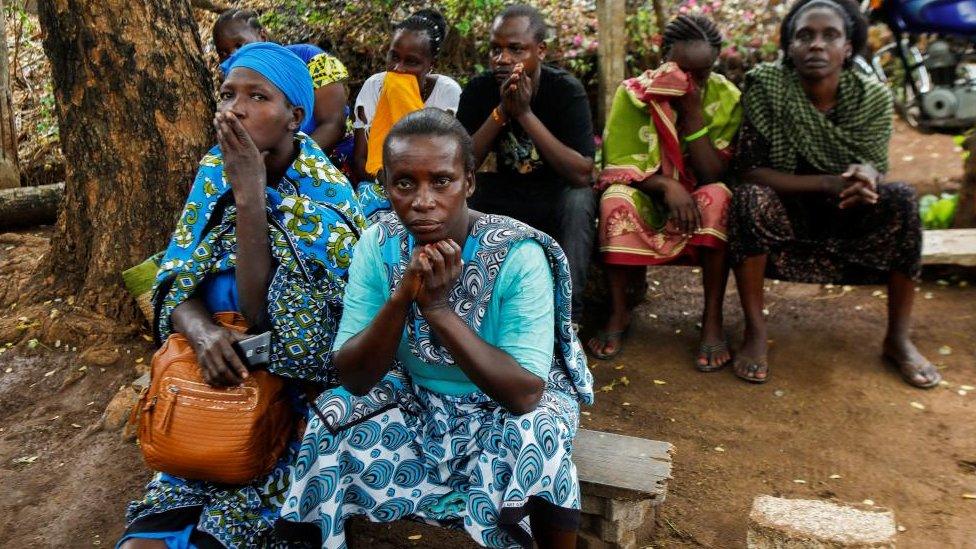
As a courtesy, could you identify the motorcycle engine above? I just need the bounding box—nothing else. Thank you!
[920,40,976,122]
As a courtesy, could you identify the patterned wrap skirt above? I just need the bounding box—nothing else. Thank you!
[729,182,922,284]
[278,370,582,548]
[599,183,730,266]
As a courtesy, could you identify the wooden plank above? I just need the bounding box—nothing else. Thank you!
[596,0,627,129]
[574,428,673,502]
[922,228,976,266]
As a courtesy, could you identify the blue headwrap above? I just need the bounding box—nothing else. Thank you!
[219,42,315,132]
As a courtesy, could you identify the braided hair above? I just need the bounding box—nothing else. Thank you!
[214,8,263,36]
[780,0,867,68]
[394,9,449,58]
[662,15,723,55]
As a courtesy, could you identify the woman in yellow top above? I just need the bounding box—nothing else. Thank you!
[351,9,462,222]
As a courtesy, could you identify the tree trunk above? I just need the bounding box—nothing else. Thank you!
[0,0,20,189]
[37,0,215,322]
[0,182,62,229]
[955,132,976,228]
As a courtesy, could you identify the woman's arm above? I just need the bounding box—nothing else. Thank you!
[308,83,348,151]
[742,167,844,195]
[172,297,250,386]
[335,243,423,395]
[214,112,274,329]
[335,288,413,395]
[419,241,545,415]
[677,86,728,184]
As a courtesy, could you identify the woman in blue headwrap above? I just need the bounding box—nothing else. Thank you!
[118,42,366,549]
[212,9,355,177]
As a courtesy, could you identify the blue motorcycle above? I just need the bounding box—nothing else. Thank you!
[866,0,976,132]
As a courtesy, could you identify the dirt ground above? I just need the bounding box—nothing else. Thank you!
[0,124,974,548]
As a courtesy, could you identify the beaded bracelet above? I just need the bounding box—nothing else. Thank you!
[491,106,508,126]
[683,126,709,144]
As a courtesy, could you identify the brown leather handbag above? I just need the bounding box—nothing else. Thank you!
[135,312,294,485]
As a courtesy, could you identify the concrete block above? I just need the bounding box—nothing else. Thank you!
[578,530,612,549]
[582,493,606,515]
[748,496,897,548]
[606,498,653,525]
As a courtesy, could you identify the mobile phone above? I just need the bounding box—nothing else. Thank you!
[232,331,271,368]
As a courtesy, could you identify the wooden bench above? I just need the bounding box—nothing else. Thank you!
[922,228,976,266]
[345,429,674,549]
[575,429,673,549]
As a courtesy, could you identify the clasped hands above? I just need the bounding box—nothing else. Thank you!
[395,240,464,314]
[498,63,533,120]
[826,163,883,209]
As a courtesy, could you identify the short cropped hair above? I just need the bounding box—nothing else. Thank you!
[497,4,549,43]
[780,0,867,67]
[383,108,476,174]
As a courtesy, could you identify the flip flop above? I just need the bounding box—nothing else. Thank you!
[587,327,630,360]
[883,353,942,389]
[696,341,733,372]
[733,354,768,384]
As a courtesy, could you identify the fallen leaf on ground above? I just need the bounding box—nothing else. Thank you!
[613,365,623,370]
[924,292,934,299]
[961,385,974,391]
[622,402,630,406]
[863,499,875,506]
[13,455,38,464]
[141,334,153,342]
[653,379,667,385]
[939,346,952,356]
[71,423,82,428]
[714,446,725,452]
[793,479,806,484]
[910,401,926,410]
[829,474,842,479]
[135,357,144,364]
[960,390,969,396]
[44,369,56,377]
[407,534,422,541]
[897,525,907,532]
[962,494,976,500]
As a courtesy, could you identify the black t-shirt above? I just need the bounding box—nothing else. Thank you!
[457,65,594,231]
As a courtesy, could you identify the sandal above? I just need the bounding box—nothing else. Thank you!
[883,353,942,389]
[733,354,769,384]
[696,341,733,372]
[587,327,630,360]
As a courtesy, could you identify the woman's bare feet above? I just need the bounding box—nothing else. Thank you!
[883,335,941,388]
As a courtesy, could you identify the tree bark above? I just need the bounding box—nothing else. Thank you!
[0,0,20,188]
[0,182,62,229]
[955,132,976,228]
[37,0,215,322]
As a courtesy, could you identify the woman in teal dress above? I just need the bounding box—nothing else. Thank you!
[276,109,593,548]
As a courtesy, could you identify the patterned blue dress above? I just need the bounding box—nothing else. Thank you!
[277,214,594,548]
[122,133,366,548]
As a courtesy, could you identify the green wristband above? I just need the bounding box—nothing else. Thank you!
[683,126,709,143]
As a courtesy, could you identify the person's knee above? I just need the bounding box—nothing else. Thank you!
[733,183,774,202]
[881,181,918,206]
[559,186,597,221]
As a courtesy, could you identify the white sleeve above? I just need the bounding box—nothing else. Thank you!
[426,76,462,116]
[353,72,385,130]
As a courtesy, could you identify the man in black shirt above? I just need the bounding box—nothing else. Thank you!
[457,4,596,325]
